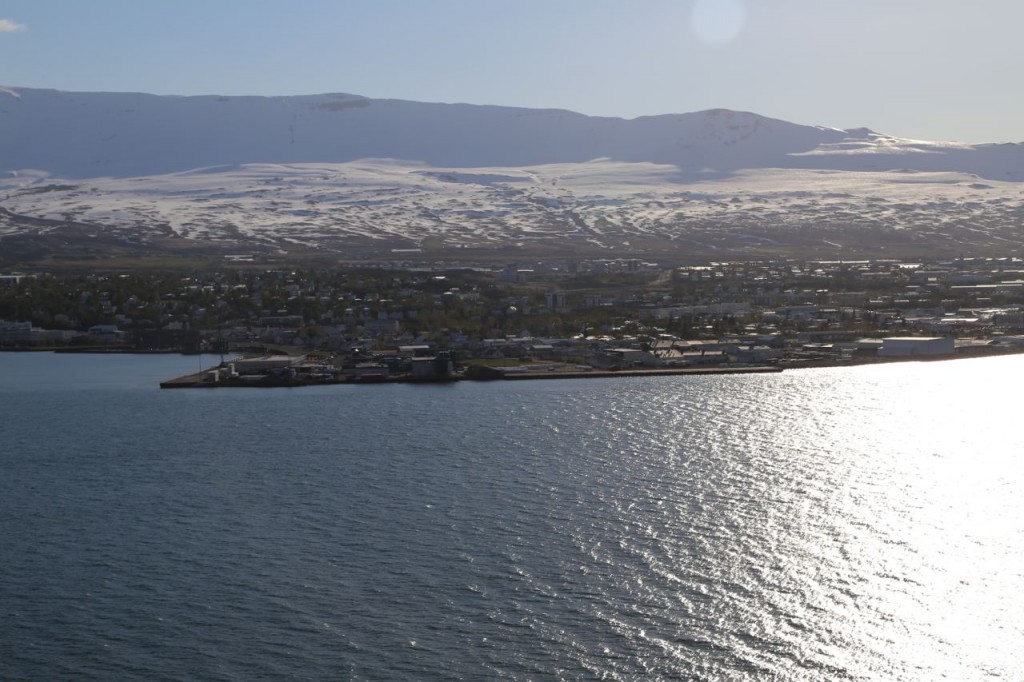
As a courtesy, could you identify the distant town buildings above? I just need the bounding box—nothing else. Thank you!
[3,256,1024,370]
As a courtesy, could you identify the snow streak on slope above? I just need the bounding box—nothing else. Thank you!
[3,160,1022,257]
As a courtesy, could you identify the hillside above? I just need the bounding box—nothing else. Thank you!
[2,87,1023,267]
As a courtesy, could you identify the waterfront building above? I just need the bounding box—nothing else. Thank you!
[878,336,955,357]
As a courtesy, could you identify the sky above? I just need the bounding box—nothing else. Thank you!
[2,0,1022,143]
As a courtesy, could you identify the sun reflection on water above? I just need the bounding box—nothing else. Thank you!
[563,356,1024,678]
[729,359,1024,678]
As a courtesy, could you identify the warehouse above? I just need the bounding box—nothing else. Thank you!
[878,336,955,357]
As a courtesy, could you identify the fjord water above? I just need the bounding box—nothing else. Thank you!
[2,353,1022,680]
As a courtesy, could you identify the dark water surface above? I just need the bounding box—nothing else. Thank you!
[2,352,1023,680]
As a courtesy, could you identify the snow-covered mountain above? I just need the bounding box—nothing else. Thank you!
[4,87,1022,180]
[2,86,1023,265]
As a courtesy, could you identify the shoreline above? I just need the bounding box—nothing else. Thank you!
[5,344,1020,388]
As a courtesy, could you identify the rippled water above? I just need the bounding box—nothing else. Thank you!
[2,352,1023,680]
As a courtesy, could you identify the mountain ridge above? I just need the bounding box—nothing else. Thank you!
[1,86,1023,266]
[4,86,1018,181]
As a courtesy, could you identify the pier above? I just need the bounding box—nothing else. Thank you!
[159,362,783,388]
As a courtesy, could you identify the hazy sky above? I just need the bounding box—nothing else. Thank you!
[2,0,1022,143]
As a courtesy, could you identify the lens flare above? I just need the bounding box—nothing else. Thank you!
[691,0,746,45]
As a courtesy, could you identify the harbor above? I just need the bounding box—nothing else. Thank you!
[158,356,784,388]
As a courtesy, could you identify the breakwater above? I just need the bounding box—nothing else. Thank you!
[159,363,783,388]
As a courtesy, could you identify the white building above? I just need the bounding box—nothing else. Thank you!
[232,355,302,374]
[879,336,955,357]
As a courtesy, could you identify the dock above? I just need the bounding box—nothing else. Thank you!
[159,363,782,388]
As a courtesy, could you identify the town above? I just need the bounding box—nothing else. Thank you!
[3,256,1024,385]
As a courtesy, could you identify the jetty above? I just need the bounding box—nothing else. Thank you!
[159,359,782,389]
